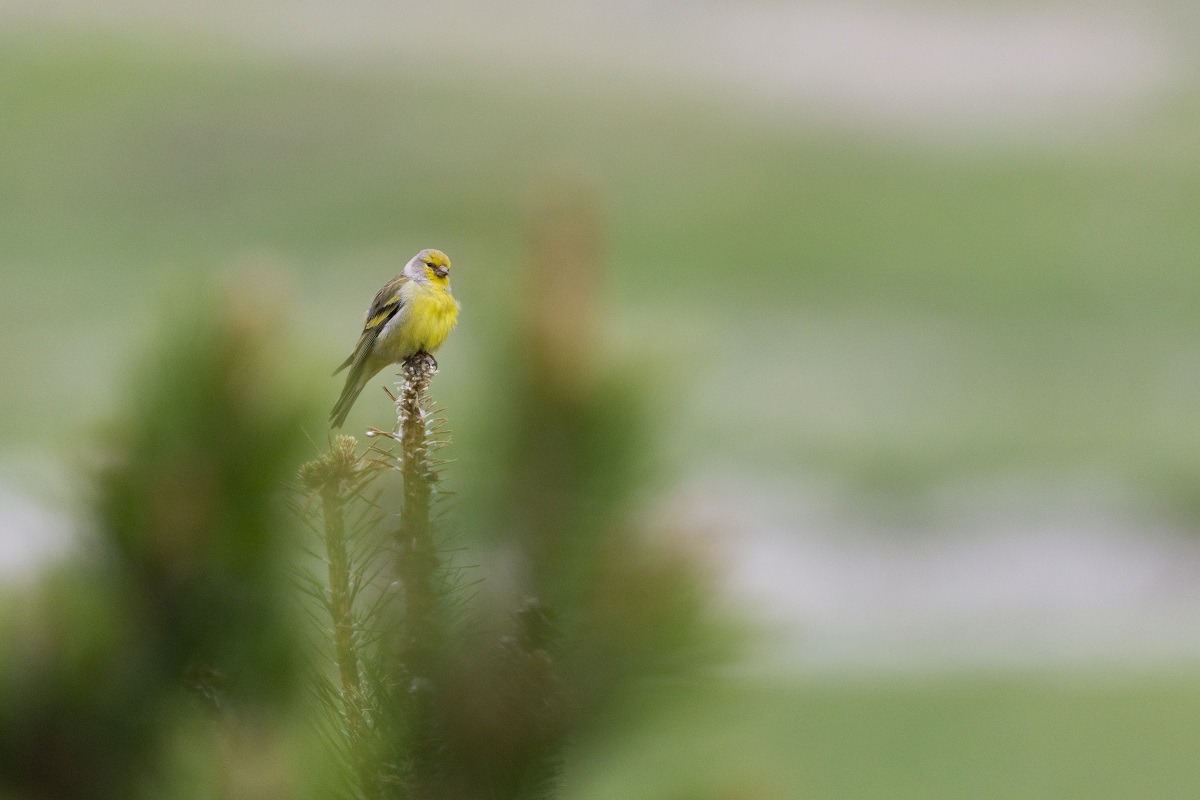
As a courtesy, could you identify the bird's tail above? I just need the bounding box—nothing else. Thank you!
[330,368,369,429]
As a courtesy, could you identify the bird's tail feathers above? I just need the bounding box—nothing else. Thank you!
[331,353,353,377]
[330,370,368,429]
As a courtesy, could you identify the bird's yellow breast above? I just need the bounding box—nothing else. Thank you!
[378,280,459,361]
[408,283,459,351]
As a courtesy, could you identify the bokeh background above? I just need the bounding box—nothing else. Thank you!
[5,0,1200,796]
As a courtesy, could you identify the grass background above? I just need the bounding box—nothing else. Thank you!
[566,674,1200,799]
[5,22,1200,797]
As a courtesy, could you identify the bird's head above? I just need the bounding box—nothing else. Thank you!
[408,248,451,285]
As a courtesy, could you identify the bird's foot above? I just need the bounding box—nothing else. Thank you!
[402,351,439,379]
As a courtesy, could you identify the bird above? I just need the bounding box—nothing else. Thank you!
[330,248,460,428]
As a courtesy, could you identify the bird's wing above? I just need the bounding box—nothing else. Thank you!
[332,275,408,376]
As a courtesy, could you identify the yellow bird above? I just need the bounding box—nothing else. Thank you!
[330,248,460,428]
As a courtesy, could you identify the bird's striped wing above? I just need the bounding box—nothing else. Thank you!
[332,275,407,376]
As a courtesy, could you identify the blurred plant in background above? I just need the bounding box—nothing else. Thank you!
[0,291,314,799]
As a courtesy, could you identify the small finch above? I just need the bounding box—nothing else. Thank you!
[330,248,460,428]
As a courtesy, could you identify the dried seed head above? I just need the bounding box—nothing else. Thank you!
[299,435,361,491]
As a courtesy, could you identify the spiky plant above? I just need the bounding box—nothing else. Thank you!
[297,434,389,800]
[296,352,458,799]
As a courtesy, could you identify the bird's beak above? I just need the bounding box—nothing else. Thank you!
[433,266,449,278]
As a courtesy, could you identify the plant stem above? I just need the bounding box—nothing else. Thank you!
[303,435,382,800]
[320,481,380,800]
[394,353,441,788]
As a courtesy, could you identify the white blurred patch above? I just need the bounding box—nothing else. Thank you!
[0,478,74,581]
[0,1,1185,141]
[646,4,1177,139]
[665,472,1200,672]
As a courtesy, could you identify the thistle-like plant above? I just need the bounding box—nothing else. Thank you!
[297,433,388,799]
[296,352,458,799]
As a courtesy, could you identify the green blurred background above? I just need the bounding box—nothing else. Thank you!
[5,1,1200,796]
